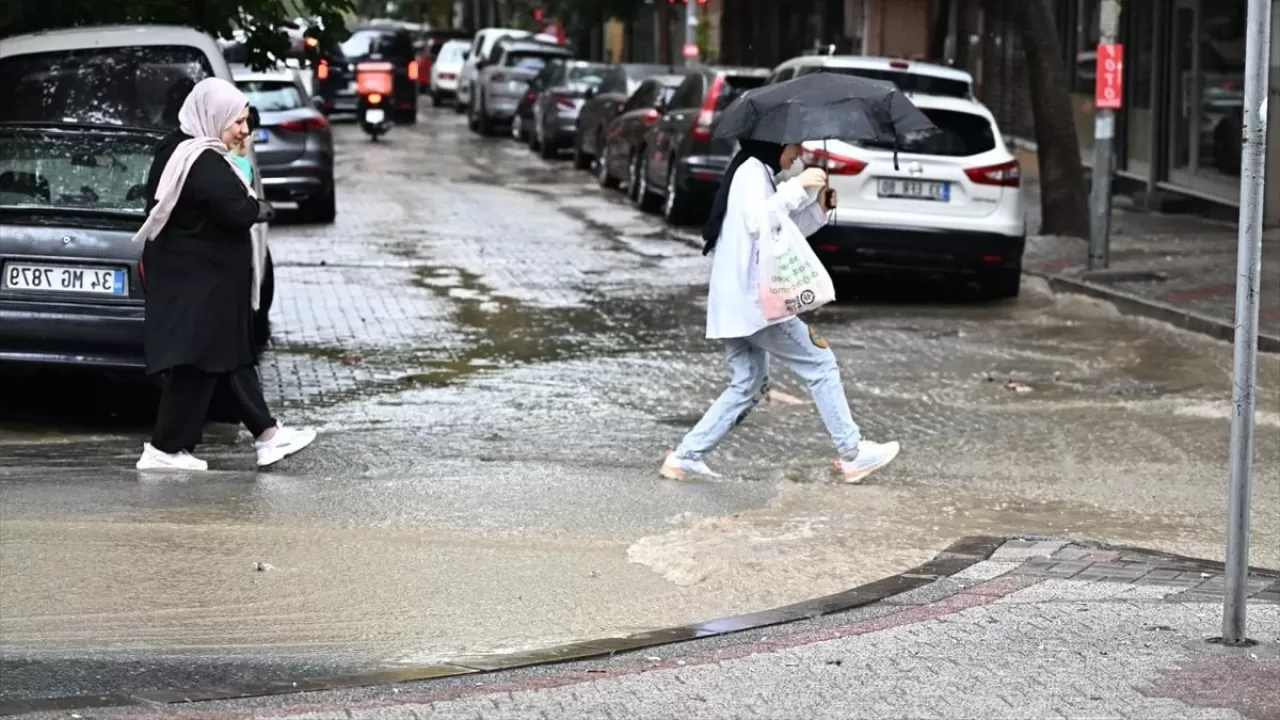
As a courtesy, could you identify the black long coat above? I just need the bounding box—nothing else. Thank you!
[142,132,261,376]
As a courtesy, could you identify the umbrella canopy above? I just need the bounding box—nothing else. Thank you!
[712,72,936,146]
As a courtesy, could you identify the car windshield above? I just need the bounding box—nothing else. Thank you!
[505,52,564,70]
[341,30,411,60]
[855,109,997,156]
[438,43,467,63]
[0,128,159,215]
[0,46,214,129]
[568,66,606,84]
[717,75,767,110]
[808,66,971,98]
[237,80,307,111]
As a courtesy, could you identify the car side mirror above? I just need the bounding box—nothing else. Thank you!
[247,106,261,131]
[584,86,597,99]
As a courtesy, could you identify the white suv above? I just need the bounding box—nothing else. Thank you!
[767,55,1026,298]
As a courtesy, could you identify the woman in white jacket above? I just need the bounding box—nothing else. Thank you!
[660,139,900,483]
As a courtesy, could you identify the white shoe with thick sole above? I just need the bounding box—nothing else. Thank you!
[136,443,209,471]
[837,440,901,484]
[255,426,317,468]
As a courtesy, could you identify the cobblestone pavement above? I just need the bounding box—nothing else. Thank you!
[14,538,1278,720]
[2,108,1278,703]
[1022,196,1280,346]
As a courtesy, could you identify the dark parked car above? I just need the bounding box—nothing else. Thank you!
[469,38,573,136]
[636,66,769,222]
[596,74,687,198]
[311,43,356,115]
[523,60,609,159]
[414,28,474,90]
[573,63,672,171]
[334,24,420,124]
[235,68,336,223]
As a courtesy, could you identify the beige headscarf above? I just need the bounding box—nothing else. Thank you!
[132,77,256,243]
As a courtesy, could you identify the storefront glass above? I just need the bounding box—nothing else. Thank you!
[1167,0,1246,200]
[1123,1,1155,177]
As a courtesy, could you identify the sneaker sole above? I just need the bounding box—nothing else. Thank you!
[136,461,208,471]
[659,464,686,480]
[841,444,901,484]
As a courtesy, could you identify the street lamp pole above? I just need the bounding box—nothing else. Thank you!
[1221,0,1271,647]
[1088,0,1120,270]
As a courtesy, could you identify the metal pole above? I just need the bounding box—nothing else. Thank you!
[684,0,698,67]
[1221,0,1271,647]
[1088,0,1119,270]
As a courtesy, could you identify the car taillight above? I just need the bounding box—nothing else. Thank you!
[554,92,576,109]
[439,72,457,80]
[692,74,725,141]
[136,260,146,289]
[408,60,420,81]
[367,92,383,105]
[801,147,867,175]
[317,59,329,80]
[525,89,537,101]
[965,160,1021,187]
[279,116,329,131]
[642,108,660,125]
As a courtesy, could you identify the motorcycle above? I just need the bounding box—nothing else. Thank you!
[356,61,395,141]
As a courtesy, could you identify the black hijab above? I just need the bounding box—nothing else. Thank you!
[701,139,784,255]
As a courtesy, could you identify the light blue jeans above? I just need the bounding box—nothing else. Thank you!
[675,317,861,462]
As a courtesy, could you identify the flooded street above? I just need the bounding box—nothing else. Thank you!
[2,109,1278,702]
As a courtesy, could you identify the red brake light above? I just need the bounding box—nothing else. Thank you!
[554,92,576,109]
[642,108,660,125]
[889,60,910,70]
[317,59,330,80]
[136,260,146,289]
[408,60,420,81]
[692,74,725,141]
[965,160,1021,187]
[279,116,329,131]
[801,147,867,175]
[525,89,537,101]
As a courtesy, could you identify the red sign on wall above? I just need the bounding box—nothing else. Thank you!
[1095,42,1124,109]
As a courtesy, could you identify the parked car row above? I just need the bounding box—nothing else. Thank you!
[457,51,1028,299]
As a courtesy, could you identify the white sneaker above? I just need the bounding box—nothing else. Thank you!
[659,451,721,480]
[255,425,317,467]
[136,443,208,471]
[837,440,901,484]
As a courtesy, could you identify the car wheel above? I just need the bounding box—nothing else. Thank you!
[454,96,467,114]
[253,252,275,348]
[572,134,591,171]
[302,185,336,224]
[663,163,694,225]
[981,266,1022,300]
[597,149,619,190]
[467,100,480,131]
[538,121,557,160]
[476,97,495,136]
[633,152,660,213]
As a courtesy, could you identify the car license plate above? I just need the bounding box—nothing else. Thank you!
[877,179,950,201]
[364,108,385,124]
[254,128,269,143]
[3,263,128,296]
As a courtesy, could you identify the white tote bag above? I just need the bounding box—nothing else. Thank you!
[756,209,836,321]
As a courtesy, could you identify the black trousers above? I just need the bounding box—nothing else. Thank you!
[152,365,276,453]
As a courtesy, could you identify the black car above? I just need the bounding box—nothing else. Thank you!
[573,63,672,171]
[520,60,609,159]
[596,74,688,197]
[333,24,420,124]
[637,66,769,223]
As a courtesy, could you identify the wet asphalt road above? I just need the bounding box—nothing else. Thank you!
[2,107,1278,704]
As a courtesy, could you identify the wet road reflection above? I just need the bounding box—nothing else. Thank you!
[2,109,1278,703]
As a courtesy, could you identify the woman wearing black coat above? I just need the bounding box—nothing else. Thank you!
[134,78,316,471]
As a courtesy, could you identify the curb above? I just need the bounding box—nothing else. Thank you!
[0,535,1007,717]
[1027,270,1280,354]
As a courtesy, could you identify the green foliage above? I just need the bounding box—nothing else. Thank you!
[0,0,356,70]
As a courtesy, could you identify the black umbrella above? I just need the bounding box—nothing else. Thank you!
[713,72,937,169]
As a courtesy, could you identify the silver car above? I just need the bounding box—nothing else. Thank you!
[469,39,573,136]
[234,68,336,223]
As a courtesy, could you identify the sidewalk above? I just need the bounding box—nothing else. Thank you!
[14,537,1278,719]
[1023,198,1280,352]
